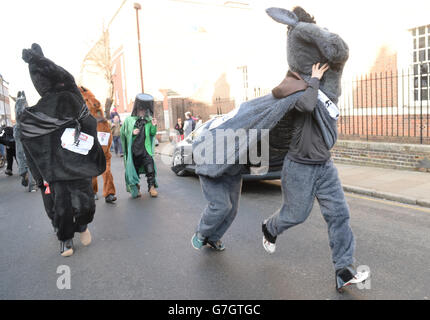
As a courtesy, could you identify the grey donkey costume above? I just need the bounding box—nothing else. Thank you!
[262,5,354,264]
[191,7,344,249]
[13,91,36,191]
[193,6,366,290]
[263,7,366,291]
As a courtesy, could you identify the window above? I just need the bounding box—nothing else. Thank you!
[411,24,430,101]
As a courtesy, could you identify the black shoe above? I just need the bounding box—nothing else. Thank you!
[5,169,12,176]
[105,194,117,203]
[21,173,29,187]
[262,221,277,254]
[60,239,74,257]
[206,239,226,251]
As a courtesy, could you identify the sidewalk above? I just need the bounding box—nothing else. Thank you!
[156,142,430,208]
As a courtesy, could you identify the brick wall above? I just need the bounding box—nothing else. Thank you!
[332,140,430,172]
[338,114,430,144]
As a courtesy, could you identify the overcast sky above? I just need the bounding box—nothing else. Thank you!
[1,0,429,106]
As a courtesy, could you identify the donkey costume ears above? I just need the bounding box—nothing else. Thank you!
[266,7,298,27]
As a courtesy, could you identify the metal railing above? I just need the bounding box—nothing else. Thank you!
[338,64,430,144]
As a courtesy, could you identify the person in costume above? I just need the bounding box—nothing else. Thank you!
[261,6,369,292]
[20,43,106,257]
[79,86,117,203]
[13,91,37,191]
[191,6,369,291]
[120,93,158,199]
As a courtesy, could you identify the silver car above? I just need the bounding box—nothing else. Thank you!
[171,119,284,181]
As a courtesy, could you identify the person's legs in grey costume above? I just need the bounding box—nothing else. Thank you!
[265,158,355,270]
[15,138,28,177]
[14,136,36,190]
[197,173,243,242]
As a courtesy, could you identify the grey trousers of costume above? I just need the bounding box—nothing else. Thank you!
[266,158,355,270]
[14,137,35,187]
[196,173,243,242]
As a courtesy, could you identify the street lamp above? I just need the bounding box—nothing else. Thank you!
[134,2,144,93]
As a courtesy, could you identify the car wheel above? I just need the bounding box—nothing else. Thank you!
[171,149,187,176]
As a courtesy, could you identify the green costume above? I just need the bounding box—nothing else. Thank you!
[120,115,157,198]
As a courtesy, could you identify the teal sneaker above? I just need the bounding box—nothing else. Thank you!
[206,239,225,251]
[191,233,206,250]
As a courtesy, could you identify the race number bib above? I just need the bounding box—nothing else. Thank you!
[97,132,111,146]
[318,90,340,120]
[61,128,94,155]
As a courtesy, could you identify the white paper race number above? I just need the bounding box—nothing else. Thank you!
[318,90,340,120]
[97,132,111,146]
[61,128,94,155]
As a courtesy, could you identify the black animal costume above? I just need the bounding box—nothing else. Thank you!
[20,43,105,242]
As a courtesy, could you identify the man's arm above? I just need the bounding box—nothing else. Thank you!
[294,77,320,113]
[295,63,329,113]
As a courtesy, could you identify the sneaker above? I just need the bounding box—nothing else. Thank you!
[149,186,158,198]
[21,173,29,187]
[80,228,92,246]
[105,194,117,203]
[262,221,277,254]
[5,169,12,176]
[191,233,206,250]
[206,239,226,251]
[335,265,370,292]
[60,239,74,257]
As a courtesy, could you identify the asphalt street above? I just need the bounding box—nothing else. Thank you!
[1,154,429,300]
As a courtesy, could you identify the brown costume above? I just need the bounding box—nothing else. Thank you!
[272,70,308,99]
[79,86,116,198]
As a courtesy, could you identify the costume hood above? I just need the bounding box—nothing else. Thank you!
[22,43,82,98]
[15,91,29,120]
[266,7,349,102]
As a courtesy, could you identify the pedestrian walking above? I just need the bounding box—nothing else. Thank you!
[120,93,158,199]
[175,118,184,142]
[111,115,123,156]
[183,111,195,138]
[0,125,16,176]
[110,106,120,121]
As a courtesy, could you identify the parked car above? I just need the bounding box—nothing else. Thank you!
[171,118,284,181]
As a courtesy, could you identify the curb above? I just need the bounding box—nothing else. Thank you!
[343,184,430,209]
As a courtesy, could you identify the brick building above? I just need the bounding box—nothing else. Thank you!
[0,75,11,126]
[338,22,430,145]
